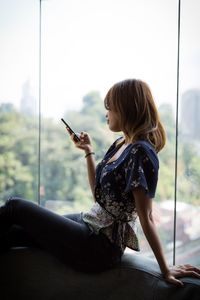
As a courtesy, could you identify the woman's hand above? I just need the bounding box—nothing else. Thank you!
[164,264,200,287]
[67,129,93,153]
[133,189,200,287]
[67,130,96,196]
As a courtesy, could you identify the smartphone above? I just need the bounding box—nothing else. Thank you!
[61,118,80,142]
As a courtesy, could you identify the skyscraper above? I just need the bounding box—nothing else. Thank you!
[20,80,36,116]
[180,89,200,141]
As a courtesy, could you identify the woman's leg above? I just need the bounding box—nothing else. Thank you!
[0,197,92,264]
[1,215,84,249]
[0,197,122,271]
[1,224,40,250]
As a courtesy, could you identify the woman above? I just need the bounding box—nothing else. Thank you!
[0,79,199,286]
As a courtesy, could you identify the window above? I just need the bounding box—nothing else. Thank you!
[177,0,200,265]
[0,0,199,266]
[0,0,39,203]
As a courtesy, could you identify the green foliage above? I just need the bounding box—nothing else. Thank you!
[0,104,38,201]
[0,95,200,209]
[156,104,176,201]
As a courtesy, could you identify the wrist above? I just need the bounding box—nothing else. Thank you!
[85,151,95,158]
[84,145,93,154]
[161,267,170,277]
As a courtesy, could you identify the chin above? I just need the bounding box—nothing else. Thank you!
[109,126,121,133]
[108,122,121,132]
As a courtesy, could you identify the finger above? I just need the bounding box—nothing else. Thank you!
[80,131,88,139]
[174,279,184,287]
[70,133,80,144]
[66,127,78,141]
[70,133,75,141]
[186,266,200,273]
[66,127,72,135]
[167,277,184,287]
[180,265,200,275]
[175,269,200,279]
[183,270,200,278]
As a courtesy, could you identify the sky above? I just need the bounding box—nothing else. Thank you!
[0,0,200,118]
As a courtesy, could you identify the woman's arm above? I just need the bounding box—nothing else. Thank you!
[84,146,96,198]
[70,131,96,198]
[133,188,200,286]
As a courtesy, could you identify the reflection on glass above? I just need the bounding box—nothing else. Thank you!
[0,0,39,204]
[177,0,200,266]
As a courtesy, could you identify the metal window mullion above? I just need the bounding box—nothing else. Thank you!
[173,0,181,265]
[38,0,42,205]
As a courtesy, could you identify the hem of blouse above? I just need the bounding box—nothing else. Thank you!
[81,212,98,234]
[126,246,140,252]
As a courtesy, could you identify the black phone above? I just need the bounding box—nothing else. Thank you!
[61,118,80,142]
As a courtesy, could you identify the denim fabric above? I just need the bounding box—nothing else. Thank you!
[0,197,121,272]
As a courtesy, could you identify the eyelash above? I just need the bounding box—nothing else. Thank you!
[104,104,110,110]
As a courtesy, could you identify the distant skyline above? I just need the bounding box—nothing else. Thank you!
[0,0,200,118]
[181,89,200,140]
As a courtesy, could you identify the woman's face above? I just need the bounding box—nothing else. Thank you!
[106,108,121,132]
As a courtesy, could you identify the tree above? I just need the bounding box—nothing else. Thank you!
[0,95,199,209]
[0,104,38,202]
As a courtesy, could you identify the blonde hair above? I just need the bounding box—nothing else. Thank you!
[104,79,166,152]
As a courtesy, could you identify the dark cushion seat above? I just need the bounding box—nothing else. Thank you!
[0,247,199,300]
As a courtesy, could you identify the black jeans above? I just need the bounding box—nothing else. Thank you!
[0,197,121,272]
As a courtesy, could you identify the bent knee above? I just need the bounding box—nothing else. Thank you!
[6,197,27,208]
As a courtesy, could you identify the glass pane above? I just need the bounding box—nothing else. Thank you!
[40,0,177,265]
[0,0,39,204]
[177,0,200,266]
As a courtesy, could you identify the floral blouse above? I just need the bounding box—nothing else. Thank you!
[83,138,159,254]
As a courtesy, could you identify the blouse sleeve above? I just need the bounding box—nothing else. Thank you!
[124,144,159,198]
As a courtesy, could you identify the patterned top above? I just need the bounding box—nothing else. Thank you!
[83,138,159,254]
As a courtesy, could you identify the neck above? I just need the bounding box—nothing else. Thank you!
[123,134,132,145]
